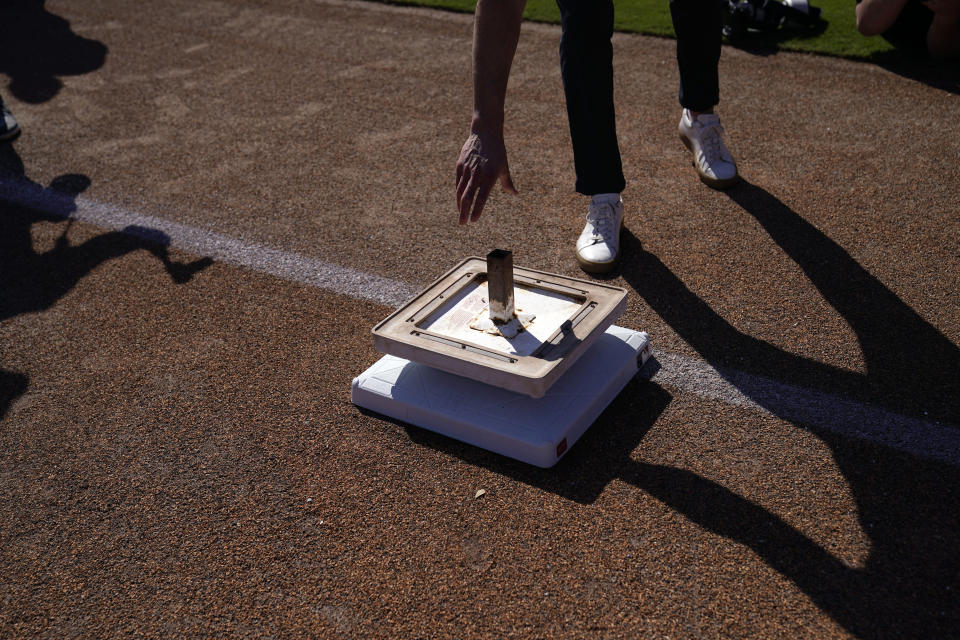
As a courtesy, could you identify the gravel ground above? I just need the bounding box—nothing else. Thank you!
[1,1,958,638]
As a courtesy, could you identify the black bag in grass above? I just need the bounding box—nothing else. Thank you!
[722,0,823,40]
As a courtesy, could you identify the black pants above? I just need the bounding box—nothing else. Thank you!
[557,0,722,195]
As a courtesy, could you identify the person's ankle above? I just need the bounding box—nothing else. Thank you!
[590,192,620,205]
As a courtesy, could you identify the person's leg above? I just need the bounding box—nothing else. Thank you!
[671,0,737,189]
[670,0,720,112]
[556,0,624,196]
[556,0,626,275]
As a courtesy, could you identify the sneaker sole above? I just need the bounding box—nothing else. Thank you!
[576,223,623,275]
[0,126,20,143]
[679,132,738,190]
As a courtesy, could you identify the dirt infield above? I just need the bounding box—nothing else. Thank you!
[1,0,958,638]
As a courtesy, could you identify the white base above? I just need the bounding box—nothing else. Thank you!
[352,325,651,468]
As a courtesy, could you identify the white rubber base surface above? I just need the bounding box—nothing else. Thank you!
[352,326,651,467]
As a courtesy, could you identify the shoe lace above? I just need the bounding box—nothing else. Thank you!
[586,202,617,239]
[698,121,730,164]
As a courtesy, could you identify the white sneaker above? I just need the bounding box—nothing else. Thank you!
[0,101,19,142]
[576,194,623,274]
[678,109,738,189]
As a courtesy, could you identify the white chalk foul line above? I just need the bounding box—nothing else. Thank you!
[2,177,958,466]
[651,353,956,463]
[0,179,419,308]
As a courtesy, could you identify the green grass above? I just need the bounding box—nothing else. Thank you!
[380,0,897,60]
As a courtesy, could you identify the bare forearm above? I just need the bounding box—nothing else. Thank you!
[471,0,527,135]
[455,0,526,225]
[856,0,911,35]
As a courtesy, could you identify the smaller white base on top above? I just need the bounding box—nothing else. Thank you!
[352,325,651,467]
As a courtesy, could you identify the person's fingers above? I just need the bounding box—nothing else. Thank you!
[461,171,499,225]
[456,169,469,207]
[459,195,473,224]
[459,167,516,223]
[470,181,493,223]
[456,161,464,186]
[459,177,478,225]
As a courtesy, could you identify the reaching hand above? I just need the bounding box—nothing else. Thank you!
[455,131,518,225]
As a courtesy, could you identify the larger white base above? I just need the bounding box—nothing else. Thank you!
[352,325,651,467]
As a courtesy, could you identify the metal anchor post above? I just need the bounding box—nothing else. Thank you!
[486,249,515,325]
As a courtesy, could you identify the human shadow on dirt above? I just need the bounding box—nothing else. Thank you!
[0,371,28,421]
[618,184,960,426]
[396,177,959,638]
[866,50,959,95]
[610,179,959,639]
[0,145,213,419]
[0,0,108,103]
